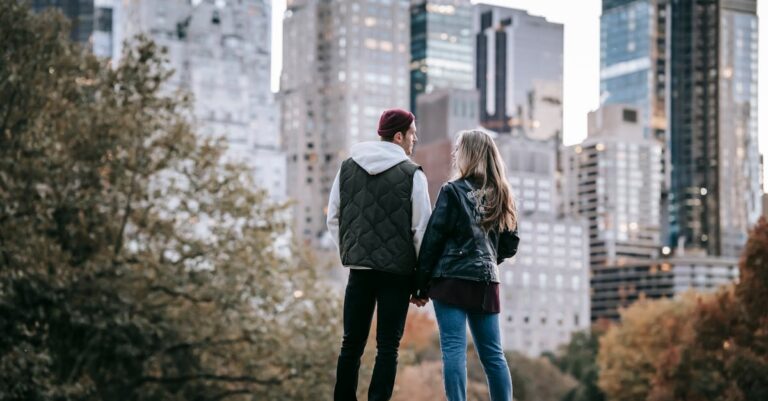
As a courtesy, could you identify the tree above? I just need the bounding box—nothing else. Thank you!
[545,323,609,401]
[505,352,578,401]
[596,294,699,401]
[648,217,768,401]
[0,3,340,400]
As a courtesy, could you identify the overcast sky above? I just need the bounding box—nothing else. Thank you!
[271,0,767,192]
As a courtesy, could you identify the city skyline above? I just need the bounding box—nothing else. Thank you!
[271,0,768,193]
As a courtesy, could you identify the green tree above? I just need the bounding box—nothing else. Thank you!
[505,351,578,401]
[545,323,609,401]
[0,3,340,400]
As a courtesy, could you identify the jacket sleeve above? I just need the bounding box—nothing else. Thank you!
[411,169,432,258]
[497,229,520,264]
[326,170,341,249]
[414,183,455,298]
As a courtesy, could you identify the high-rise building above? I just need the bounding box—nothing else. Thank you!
[562,105,663,267]
[763,193,768,219]
[600,0,668,140]
[591,254,739,321]
[119,0,286,199]
[411,88,480,202]
[600,0,671,253]
[496,135,590,356]
[409,0,474,116]
[475,5,563,141]
[668,0,760,257]
[281,0,410,244]
[31,0,115,58]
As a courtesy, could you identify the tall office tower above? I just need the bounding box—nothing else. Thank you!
[281,0,410,244]
[763,194,768,219]
[411,88,480,202]
[409,0,474,116]
[31,0,115,58]
[119,0,286,199]
[668,0,760,257]
[562,105,663,268]
[475,5,563,141]
[496,136,590,356]
[600,0,671,251]
[600,0,668,140]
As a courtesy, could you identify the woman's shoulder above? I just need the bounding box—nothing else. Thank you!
[444,179,470,189]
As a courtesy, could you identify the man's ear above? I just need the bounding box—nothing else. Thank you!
[393,132,404,143]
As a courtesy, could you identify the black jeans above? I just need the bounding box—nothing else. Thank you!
[334,269,412,401]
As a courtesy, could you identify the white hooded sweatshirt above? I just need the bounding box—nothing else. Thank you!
[326,141,432,269]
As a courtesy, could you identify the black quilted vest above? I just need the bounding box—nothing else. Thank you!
[339,158,421,275]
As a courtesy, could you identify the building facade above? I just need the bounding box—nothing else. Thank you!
[409,0,474,116]
[496,135,590,356]
[119,0,286,200]
[475,5,563,141]
[600,0,668,140]
[562,105,663,268]
[591,255,739,321]
[281,0,410,244]
[31,0,115,58]
[667,0,760,257]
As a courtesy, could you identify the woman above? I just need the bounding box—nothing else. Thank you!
[414,129,520,401]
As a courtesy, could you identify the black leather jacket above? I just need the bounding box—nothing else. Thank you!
[415,179,519,297]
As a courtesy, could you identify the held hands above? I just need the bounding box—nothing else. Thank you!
[409,295,429,307]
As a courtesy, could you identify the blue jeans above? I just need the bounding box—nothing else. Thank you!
[433,300,513,401]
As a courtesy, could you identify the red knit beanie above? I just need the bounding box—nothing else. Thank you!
[377,108,415,137]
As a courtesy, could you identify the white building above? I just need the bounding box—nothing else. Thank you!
[562,105,663,268]
[496,135,590,356]
[281,0,410,244]
[117,0,286,200]
[591,254,740,321]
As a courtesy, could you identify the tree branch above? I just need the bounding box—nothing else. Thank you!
[148,285,213,303]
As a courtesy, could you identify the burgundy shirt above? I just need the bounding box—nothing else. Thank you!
[428,278,500,314]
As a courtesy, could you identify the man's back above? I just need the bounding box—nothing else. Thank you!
[338,157,420,274]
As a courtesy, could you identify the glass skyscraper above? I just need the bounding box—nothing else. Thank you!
[600,0,668,141]
[601,0,760,257]
[668,0,760,257]
[409,0,474,116]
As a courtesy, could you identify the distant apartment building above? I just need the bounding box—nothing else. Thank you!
[119,0,286,200]
[281,0,410,244]
[31,0,115,58]
[496,135,590,356]
[411,88,480,203]
[475,4,563,141]
[591,254,739,321]
[562,105,663,268]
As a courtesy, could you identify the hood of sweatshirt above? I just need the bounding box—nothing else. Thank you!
[349,141,410,175]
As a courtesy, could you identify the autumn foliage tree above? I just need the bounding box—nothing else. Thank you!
[596,217,768,401]
[0,3,340,400]
[649,217,768,401]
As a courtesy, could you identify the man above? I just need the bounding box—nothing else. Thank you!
[327,108,431,401]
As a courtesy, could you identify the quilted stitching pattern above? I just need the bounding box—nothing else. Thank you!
[339,158,419,274]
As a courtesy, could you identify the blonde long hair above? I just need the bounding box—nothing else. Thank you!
[452,130,517,232]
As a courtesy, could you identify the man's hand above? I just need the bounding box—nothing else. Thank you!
[409,296,429,307]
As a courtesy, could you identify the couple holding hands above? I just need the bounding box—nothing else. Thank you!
[327,108,520,401]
